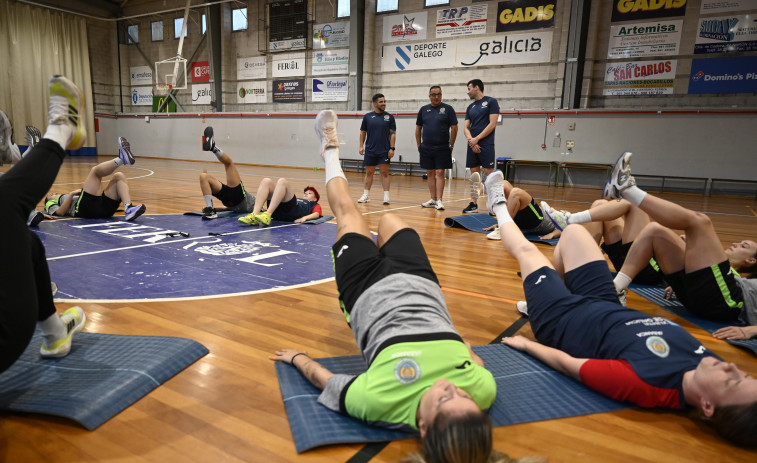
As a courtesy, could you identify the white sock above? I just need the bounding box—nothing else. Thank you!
[204,195,214,208]
[622,186,647,207]
[43,124,72,151]
[212,146,223,159]
[323,147,346,185]
[493,203,514,227]
[569,210,591,224]
[384,191,390,200]
[38,312,66,340]
[613,272,632,293]
[113,157,125,167]
[362,189,370,198]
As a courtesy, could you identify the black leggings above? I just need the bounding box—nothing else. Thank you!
[0,139,65,373]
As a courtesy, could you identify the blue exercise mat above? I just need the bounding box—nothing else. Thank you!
[184,210,334,225]
[0,330,208,430]
[629,283,757,356]
[276,343,628,452]
[443,213,559,245]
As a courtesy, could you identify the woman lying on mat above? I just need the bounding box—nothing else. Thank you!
[270,111,529,463]
[480,179,557,241]
[238,177,321,226]
[484,161,757,447]
[0,76,87,373]
[601,152,757,340]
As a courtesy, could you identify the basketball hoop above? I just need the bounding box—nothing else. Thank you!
[155,83,172,95]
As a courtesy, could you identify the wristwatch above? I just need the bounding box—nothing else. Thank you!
[390,146,395,150]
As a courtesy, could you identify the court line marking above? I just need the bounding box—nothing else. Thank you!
[54,277,336,304]
[46,220,304,261]
[51,167,155,187]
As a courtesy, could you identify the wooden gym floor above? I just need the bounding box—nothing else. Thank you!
[1,155,756,462]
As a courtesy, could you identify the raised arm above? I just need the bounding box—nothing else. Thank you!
[501,335,588,381]
[270,349,334,390]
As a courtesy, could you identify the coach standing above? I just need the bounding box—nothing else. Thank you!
[358,93,396,205]
[462,79,500,214]
[415,85,458,211]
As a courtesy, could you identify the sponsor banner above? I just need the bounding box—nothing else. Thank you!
[313,21,350,48]
[191,84,212,105]
[312,49,349,76]
[382,40,456,71]
[611,0,687,22]
[701,0,757,14]
[689,56,757,94]
[603,59,677,95]
[312,77,348,102]
[436,5,488,38]
[383,11,428,43]
[456,31,553,67]
[237,81,267,104]
[608,20,682,58]
[237,56,267,80]
[496,0,556,32]
[695,14,757,54]
[269,38,306,52]
[272,52,306,77]
[191,61,210,83]
[130,66,153,86]
[152,96,176,113]
[131,86,153,105]
[273,79,305,103]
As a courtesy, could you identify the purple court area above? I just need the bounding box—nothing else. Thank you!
[35,214,337,301]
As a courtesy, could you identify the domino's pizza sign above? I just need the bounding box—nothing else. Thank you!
[688,56,757,94]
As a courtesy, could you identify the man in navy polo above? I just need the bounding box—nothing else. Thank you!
[415,86,458,211]
[463,79,500,214]
[358,93,396,205]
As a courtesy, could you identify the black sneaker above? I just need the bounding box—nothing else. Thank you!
[202,206,218,220]
[462,202,478,214]
[202,126,215,151]
[27,210,45,227]
[25,126,42,148]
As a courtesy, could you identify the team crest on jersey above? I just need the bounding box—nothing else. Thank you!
[394,358,421,384]
[384,114,390,121]
[646,336,670,358]
[482,101,488,107]
[440,107,446,113]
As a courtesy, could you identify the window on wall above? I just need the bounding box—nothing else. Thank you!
[174,18,188,38]
[425,0,449,6]
[377,0,398,13]
[232,7,247,31]
[151,21,163,41]
[201,14,207,35]
[337,0,350,18]
[127,24,138,43]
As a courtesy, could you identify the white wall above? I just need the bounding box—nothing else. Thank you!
[96,109,756,181]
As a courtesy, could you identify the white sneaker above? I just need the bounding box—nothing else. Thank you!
[605,151,635,200]
[40,306,86,358]
[0,109,22,166]
[435,200,445,211]
[421,199,437,208]
[48,75,86,151]
[484,170,507,215]
[469,171,481,200]
[383,195,390,205]
[617,289,627,307]
[541,201,571,231]
[516,301,529,317]
[486,227,501,240]
[314,110,339,158]
[357,193,370,203]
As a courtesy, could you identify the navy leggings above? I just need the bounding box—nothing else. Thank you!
[0,139,65,373]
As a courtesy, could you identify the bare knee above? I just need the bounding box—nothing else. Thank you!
[690,211,713,230]
[639,221,671,239]
[590,198,608,209]
[276,178,290,188]
[112,172,126,182]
